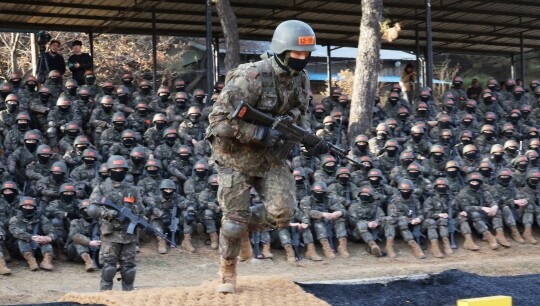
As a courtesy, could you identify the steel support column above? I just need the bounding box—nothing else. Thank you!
[206,0,214,98]
[520,33,525,84]
[88,31,94,58]
[425,0,434,89]
[327,44,332,95]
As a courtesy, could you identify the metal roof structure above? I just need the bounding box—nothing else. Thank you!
[0,0,538,57]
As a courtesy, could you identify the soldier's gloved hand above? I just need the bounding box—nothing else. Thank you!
[306,139,330,156]
[252,126,282,147]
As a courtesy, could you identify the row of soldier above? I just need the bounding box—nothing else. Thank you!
[0,71,539,283]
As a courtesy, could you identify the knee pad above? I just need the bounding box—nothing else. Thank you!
[203,209,214,220]
[221,220,246,240]
[470,211,482,221]
[121,267,136,284]
[51,217,64,228]
[101,265,117,282]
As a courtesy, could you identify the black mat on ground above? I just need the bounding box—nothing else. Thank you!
[299,269,540,306]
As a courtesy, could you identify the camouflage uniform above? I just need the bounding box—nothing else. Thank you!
[348,186,385,250]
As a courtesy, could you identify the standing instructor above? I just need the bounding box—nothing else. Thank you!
[208,20,329,294]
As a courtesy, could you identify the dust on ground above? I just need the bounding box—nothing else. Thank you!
[2,234,540,305]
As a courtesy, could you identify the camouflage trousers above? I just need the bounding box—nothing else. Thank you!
[353,220,382,243]
[217,164,295,259]
[460,210,503,234]
[100,241,136,270]
[383,216,415,242]
[423,218,449,240]
[65,241,92,262]
[505,204,534,227]
[278,227,314,246]
[17,240,53,255]
[312,218,347,240]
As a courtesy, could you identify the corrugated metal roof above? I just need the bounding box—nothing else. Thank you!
[0,0,538,56]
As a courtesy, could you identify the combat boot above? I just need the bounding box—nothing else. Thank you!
[337,238,350,258]
[463,234,480,251]
[40,252,54,271]
[0,256,11,275]
[23,252,39,271]
[304,243,322,261]
[385,238,396,258]
[509,226,525,244]
[320,239,336,259]
[441,237,453,255]
[2,245,11,262]
[262,243,273,259]
[522,226,538,244]
[81,253,96,272]
[238,231,253,261]
[216,257,237,294]
[181,233,195,253]
[429,239,444,258]
[408,240,425,259]
[209,232,219,250]
[494,228,511,247]
[157,237,167,254]
[483,231,499,250]
[283,244,296,263]
[367,241,382,257]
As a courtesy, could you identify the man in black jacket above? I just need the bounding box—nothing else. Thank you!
[67,40,93,86]
[39,40,66,78]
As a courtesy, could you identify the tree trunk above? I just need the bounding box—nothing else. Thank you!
[348,0,382,140]
[9,33,20,74]
[215,0,241,71]
[30,33,38,76]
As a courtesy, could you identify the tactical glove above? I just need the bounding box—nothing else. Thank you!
[306,139,330,156]
[251,126,282,147]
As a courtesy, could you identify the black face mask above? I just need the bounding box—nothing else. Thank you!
[102,105,113,112]
[461,138,472,145]
[3,192,16,203]
[509,116,520,124]
[389,98,399,105]
[323,164,336,174]
[444,105,454,112]
[355,143,368,153]
[446,169,458,178]
[295,178,304,186]
[61,194,75,203]
[400,190,412,199]
[110,170,127,182]
[517,163,528,171]
[506,85,515,92]
[131,156,143,165]
[492,154,503,162]
[80,95,89,102]
[441,137,452,145]
[26,84,37,91]
[360,194,372,203]
[507,148,518,155]
[324,124,334,132]
[408,171,420,179]
[25,142,37,152]
[138,109,147,116]
[530,158,538,167]
[484,98,492,105]
[123,80,132,87]
[161,190,174,199]
[483,132,494,140]
[462,120,472,127]
[67,130,78,138]
[189,114,200,123]
[67,87,77,96]
[155,122,166,130]
[465,152,477,160]
[432,153,444,162]
[469,183,481,190]
[210,184,219,192]
[417,109,427,116]
[176,100,187,109]
[22,208,36,219]
[435,186,448,195]
[81,210,93,223]
[100,173,109,180]
[398,113,409,121]
[165,137,176,147]
[59,106,70,114]
[386,148,397,157]
[312,192,325,202]
[18,122,28,131]
[38,155,50,164]
[160,95,170,103]
[480,169,492,177]
[369,177,381,186]
[147,169,159,177]
[179,154,191,161]
[195,170,207,179]
[103,88,114,95]
[140,87,150,95]
[175,86,185,92]
[76,145,88,153]
[85,77,96,85]
[337,176,349,185]
[7,104,18,113]
[50,77,61,85]
[420,95,430,102]
[439,122,451,129]
[376,132,387,140]
[113,122,125,131]
[514,93,523,100]
[466,107,475,114]
[453,82,462,89]
[287,56,310,72]
[527,178,539,188]
[52,173,64,183]
[411,134,423,142]
[118,95,128,103]
[498,177,512,185]
[83,158,95,166]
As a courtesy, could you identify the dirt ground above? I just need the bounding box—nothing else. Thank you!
[3,234,540,305]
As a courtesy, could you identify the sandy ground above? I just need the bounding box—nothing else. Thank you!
[2,233,540,305]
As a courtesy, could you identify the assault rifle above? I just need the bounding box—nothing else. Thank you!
[232,100,360,166]
[290,225,303,261]
[447,194,457,249]
[323,218,336,252]
[99,197,177,247]
[30,218,41,257]
[169,196,180,246]
[89,221,102,268]
[409,206,423,246]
